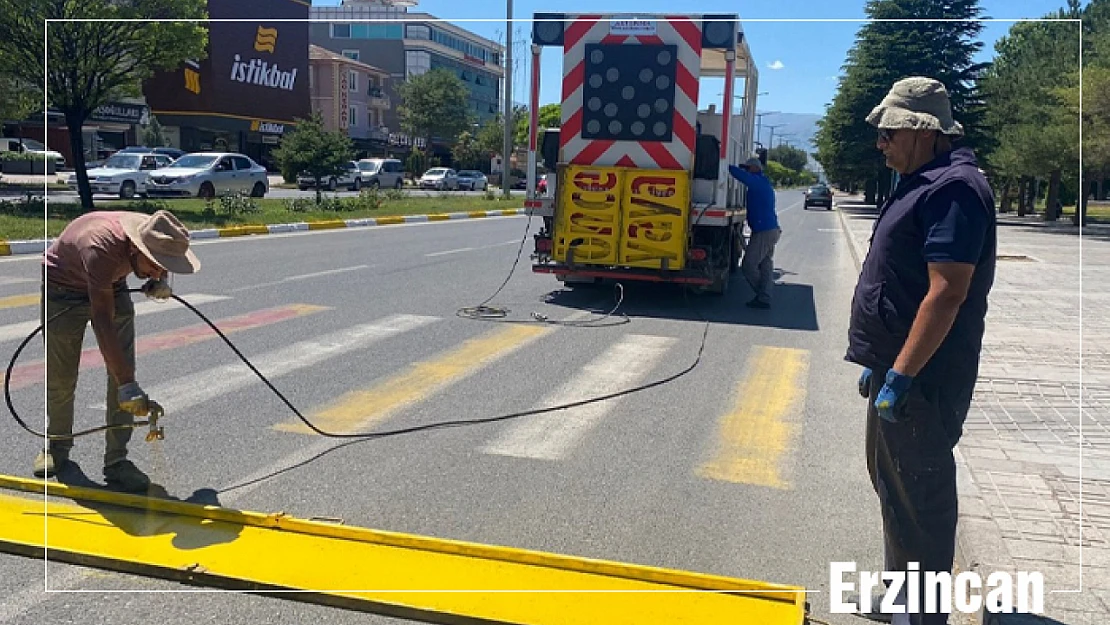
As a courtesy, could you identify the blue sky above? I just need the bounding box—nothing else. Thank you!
[314,0,1084,115]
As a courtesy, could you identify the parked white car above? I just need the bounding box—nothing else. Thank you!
[297,161,363,191]
[0,137,66,170]
[66,153,173,199]
[145,152,269,198]
[418,168,458,191]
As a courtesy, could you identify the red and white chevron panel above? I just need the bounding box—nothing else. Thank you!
[560,15,703,170]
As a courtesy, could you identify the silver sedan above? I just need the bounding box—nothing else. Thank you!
[145,152,269,198]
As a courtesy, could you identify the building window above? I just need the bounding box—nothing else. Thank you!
[368,109,376,128]
[407,24,430,40]
[332,23,351,38]
[348,70,358,93]
[342,49,359,61]
[350,23,403,39]
[405,50,431,78]
[349,105,358,128]
[308,66,314,90]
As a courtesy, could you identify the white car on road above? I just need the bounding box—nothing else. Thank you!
[145,152,269,198]
[66,152,173,199]
[418,168,459,191]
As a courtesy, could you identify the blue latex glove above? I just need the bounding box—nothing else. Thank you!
[858,368,873,398]
[874,369,913,423]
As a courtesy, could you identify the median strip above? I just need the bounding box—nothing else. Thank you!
[0,209,525,256]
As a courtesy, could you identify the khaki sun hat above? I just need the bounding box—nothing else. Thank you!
[120,210,200,274]
[866,76,964,137]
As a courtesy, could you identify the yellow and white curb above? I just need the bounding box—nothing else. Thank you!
[0,209,526,256]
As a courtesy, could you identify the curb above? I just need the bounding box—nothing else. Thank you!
[836,201,1003,625]
[0,208,526,257]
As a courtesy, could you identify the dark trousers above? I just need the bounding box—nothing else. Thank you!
[865,370,959,625]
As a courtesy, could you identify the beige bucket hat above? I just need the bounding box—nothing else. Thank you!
[120,210,200,274]
[866,76,964,137]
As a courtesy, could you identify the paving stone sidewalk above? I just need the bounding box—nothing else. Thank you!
[835,197,1110,625]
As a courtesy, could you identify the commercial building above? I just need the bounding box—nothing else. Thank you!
[309,0,504,149]
[308,45,394,157]
[143,0,311,170]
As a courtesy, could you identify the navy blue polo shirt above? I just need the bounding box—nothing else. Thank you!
[846,147,997,431]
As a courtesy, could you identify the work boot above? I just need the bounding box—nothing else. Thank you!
[104,460,151,492]
[746,297,771,309]
[845,592,892,622]
[32,449,69,478]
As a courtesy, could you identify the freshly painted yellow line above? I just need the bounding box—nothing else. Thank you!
[307,220,347,230]
[274,324,551,434]
[467,211,489,218]
[375,216,405,225]
[0,475,806,624]
[698,346,810,489]
[0,293,38,310]
[218,224,270,237]
[427,214,451,221]
[0,242,10,256]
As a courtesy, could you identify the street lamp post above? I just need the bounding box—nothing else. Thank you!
[763,123,784,152]
[501,0,513,198]
[755,112,778,148]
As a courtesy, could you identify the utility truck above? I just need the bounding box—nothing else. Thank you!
[525,13,760,294]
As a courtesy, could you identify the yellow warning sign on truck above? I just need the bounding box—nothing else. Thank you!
[619,169,690,270]
[554,166,623,265]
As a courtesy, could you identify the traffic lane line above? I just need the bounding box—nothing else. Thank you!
[697,346,810,489]
[226,264,371,293]
[481,334,677,461]
[0,293,231,344]
[4,303,328,391]
[0,294,38,310]
[273,323,552,435]
[424,240,520,258]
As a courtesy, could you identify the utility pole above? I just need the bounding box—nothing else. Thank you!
[501,0,514,198]
[764,123,784,152]
[754,111,778,147]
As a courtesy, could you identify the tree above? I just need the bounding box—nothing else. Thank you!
[142,114,166,148]
[0,0,207,210]
[768,144,809,173]
[452,130,484,171]
[396,69,473,148]
[514,103,561,147]
[814,0,988,203]
[271,112,353,204]
[476,118,504,160]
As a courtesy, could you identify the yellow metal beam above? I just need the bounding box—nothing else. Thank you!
[0,474,806,624]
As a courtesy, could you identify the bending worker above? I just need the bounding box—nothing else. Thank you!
[847,77,996,624]
[728,157,781,309]
[38,210,200,492]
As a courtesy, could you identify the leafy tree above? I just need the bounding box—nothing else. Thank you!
[271,112,353,204]
[142,115,166,148]
[0,0,207,210]
[514,103,561,147]
[768,145,809,173]
[396,69,473,148]
[814,0,987,203]
[452,130,484,171]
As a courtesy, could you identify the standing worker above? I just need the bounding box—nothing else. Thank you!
[846,77,996,624]
[728,157,781,309]
[37,210,201,492]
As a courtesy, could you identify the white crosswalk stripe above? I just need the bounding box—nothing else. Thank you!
[0,293,231,343]
[481,334,678,461]
[146,314,438,414]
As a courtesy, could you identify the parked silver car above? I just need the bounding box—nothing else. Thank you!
[66,152,173,199]
[418,168,458,191]
[146,152,269,198]
[456,170,488,191]
[356,158,405,189]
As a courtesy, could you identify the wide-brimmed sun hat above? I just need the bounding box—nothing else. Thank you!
[119,210,200,274]
[866,76,964,137]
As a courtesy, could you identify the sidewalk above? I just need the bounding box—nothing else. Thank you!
[836,197,1110,624]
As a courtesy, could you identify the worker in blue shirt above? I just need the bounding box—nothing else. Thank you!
[847,77,996,625]
[728,157,781,308]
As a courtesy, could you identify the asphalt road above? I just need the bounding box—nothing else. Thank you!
[0,190,882,624]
